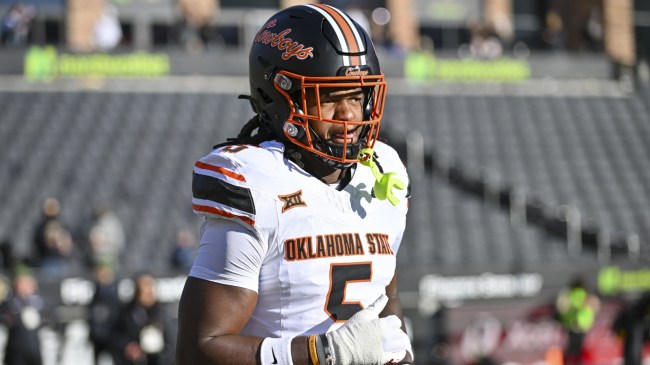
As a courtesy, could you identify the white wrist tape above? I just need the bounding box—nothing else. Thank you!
[260,336,294,365]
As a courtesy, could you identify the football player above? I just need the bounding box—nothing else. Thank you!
[176,4,413,365]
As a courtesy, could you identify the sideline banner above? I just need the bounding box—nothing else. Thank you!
[416,268,650,365]
[444,301,625,365]
[23,46,170,80]
[405,51,531,82]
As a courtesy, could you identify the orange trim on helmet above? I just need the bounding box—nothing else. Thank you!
[313,4,362,66]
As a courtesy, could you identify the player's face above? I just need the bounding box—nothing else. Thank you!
[305,87,364,146]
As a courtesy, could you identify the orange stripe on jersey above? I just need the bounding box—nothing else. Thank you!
[195,161,246,182]
[192,204,255,226]
[313,4,361,66]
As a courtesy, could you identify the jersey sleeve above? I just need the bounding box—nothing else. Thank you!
[192,149,257,228]
[189,218,267,293]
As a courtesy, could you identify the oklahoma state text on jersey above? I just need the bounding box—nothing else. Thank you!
[284,232,395,262]
[191,140,410,337]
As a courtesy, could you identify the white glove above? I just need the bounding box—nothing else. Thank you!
[319,294,411,365]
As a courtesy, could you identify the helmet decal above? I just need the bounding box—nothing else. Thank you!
[306,4,366,66]
[254,19,314,60]
[343,66,369,77]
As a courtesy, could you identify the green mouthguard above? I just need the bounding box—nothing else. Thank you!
[357,148,405,206]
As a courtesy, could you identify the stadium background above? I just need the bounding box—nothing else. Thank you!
[0,0,649,364]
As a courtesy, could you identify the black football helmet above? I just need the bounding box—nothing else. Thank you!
[247,4,386,168]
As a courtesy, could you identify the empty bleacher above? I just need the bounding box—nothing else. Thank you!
[0,79,648,277]
[0,90,250,273]
[386,81,650,272]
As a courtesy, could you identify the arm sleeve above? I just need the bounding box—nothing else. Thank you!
[188,218,267,293]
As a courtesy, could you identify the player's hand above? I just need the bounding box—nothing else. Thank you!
[321,294,411,365]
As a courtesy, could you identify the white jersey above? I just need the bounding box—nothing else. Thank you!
[190,140,409,338]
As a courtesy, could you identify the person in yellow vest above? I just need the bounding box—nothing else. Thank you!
[555,276,600,365]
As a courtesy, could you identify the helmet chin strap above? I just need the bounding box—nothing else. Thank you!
[284,119,368,169]
[309,127,364,169]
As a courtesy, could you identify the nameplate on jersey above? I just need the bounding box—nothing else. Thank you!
[284,232,394,262]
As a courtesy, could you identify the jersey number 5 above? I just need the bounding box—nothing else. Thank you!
[325,262,372,322]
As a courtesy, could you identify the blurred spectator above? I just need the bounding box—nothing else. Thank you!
[92,4,122,52]
[87,262,121,365]
[428,303,452,365]
[468,21,503,60]
[459,312,502,365]
[177,0,219,52]
[612,292,650,365]
[169,228,196,272]
[0,238,15,272]
[544,0,603,53]
[85,203,126,270]
[542,7,564,50]
[110,272,172,365]
[0,265,49,365]
[554,276,600,365]
[31,197,75,275]
[0,2,35,46]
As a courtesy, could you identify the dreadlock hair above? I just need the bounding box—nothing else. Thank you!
[213,114,308,169]
[213,114,276,150]
[212,95,308,168]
